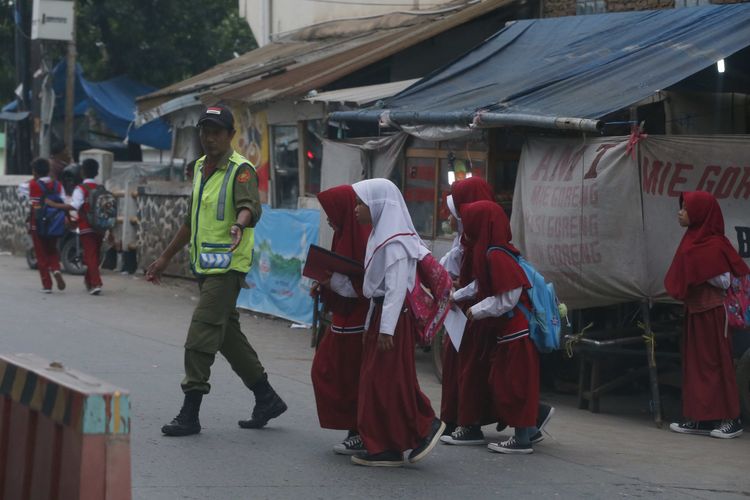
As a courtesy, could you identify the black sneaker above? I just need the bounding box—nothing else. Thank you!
[710,419,743,439]
[530,431,544,444]
[162,392,203,437]
[333,434,365,455]
[351,450,404,467]
[408,418,446,463]
[669,420,714,436]
[440,425,485,446]
[487,436,533,455]
[537,404,555,433]
[238,392,288,429]
[496,421,507,433]
[442,422,457,436]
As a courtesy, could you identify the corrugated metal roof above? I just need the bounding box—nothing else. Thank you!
[137,0,518,113]
[303,79,419,106]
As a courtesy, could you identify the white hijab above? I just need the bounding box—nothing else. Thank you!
[446,194,463,248]
[352,178,428,297]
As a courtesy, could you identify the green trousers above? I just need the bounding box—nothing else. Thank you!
[182,271,265,394]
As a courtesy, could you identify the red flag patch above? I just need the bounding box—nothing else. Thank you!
[237,169,251,183]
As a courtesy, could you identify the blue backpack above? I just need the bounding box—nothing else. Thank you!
[488,246,562,353]
[35,181,66,238]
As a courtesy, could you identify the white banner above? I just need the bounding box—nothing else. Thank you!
[512,135,750,309]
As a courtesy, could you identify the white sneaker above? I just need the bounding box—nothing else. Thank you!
[40,288,52,294]
[89,287,102,296]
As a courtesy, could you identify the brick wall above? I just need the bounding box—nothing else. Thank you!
[543,0,748,17]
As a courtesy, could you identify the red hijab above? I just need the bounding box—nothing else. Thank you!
[461,200,529,298]
[664,191,749,300]
[451,177,495,287]
[316,185,371,264]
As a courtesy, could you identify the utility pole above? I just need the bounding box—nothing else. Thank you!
[63,0,77,158]
[13,0,32,174]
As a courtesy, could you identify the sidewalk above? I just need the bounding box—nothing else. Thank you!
[1,255,748,499]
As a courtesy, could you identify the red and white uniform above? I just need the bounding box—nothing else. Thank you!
[351,178,436,455]
[27,177,64,290]
[311,186,371,431]
[71,179,103,289]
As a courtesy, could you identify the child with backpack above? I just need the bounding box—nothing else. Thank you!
[46,159,115,295]
[26,158,67,293]
[350,178,445,467]
[665,191,748,439]
[310,185,371,455]
[457,200,541,454]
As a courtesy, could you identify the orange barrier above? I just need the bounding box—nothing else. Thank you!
[0,353,131,500]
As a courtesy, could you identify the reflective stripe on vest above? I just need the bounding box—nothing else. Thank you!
[189,151,256,276]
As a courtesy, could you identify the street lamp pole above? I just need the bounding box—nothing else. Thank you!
[63,0,76,157]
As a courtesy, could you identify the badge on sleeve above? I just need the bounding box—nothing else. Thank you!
[237,169,251,183]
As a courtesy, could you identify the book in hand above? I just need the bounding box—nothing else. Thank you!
[302,244,364,283]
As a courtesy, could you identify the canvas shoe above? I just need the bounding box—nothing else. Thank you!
[40,288,52,294]
[52,270,66,290]
[710,419,743,439]
[408,418,446,463]
[487,436,533,455]
[333,434,365,455]
[669,420,714,436]
[351,451,404,467]
[440,425,485,445]
[530,404,556,443]
[89,287,102,296]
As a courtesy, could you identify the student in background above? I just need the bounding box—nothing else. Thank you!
[666,191,748,439]
[310,185,371,455]
[26,158,66,293]
[350,178,445,467]
[45,159,105,295]
[457,200,540,454]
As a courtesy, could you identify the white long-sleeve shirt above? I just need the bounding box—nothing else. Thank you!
[453,279,523,321]
[329,272,358,298]
[71,178,97,211]
[439,244,463,279]
[708,273,730,290]
[366,256,415,336]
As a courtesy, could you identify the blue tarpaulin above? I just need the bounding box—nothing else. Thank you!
[50,62,171,150]
[335,4,750,127]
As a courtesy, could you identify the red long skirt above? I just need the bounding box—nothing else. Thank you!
[440,335,459,424]
[457,319,497,426]
[311,329,363,430]
[357,303,435,454]
[490,335,539,428]
[682,306,740,421]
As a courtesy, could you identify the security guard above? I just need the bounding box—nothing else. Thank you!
[146,105,287,436]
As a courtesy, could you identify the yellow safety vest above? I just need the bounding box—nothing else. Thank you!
[189,151,255,275]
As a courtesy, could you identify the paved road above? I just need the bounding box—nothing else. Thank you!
[2,255,748,499]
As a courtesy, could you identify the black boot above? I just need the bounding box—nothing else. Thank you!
[162,391,203,436]
[238,374,287,429]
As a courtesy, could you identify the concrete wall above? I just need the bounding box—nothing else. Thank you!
[0,176,30,256]
[136,182,192,278]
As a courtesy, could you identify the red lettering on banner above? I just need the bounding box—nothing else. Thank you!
[584,143,618,180]
[658,162,672,195]
[696,165,722,192]
[735,167,750,200]
[667,163,693,196]
[546,242,602,266]
[715,166,741,199]
[642,157,660,194]
[531,146,557,181]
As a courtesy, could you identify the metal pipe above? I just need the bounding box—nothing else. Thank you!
[329,110,603,133]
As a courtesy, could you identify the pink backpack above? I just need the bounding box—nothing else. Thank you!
[725,274,750,330]
[407,254,453,345]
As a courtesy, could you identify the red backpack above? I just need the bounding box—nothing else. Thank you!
[726,274,750,330]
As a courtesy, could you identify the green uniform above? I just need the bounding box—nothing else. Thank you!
[182,150,265,394]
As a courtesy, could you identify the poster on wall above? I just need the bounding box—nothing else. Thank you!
[238,206,320,325]
[512,134,750,309]
[232,108,270,204]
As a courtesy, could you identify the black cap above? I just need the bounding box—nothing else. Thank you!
[197,105,234,130]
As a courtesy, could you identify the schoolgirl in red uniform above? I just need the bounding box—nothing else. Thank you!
[27,158,66,293]
[441,177,497,445]
[459,200,540,454]
[350,178,444,467]
[666,191,748,439]
[311,185,371,454]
